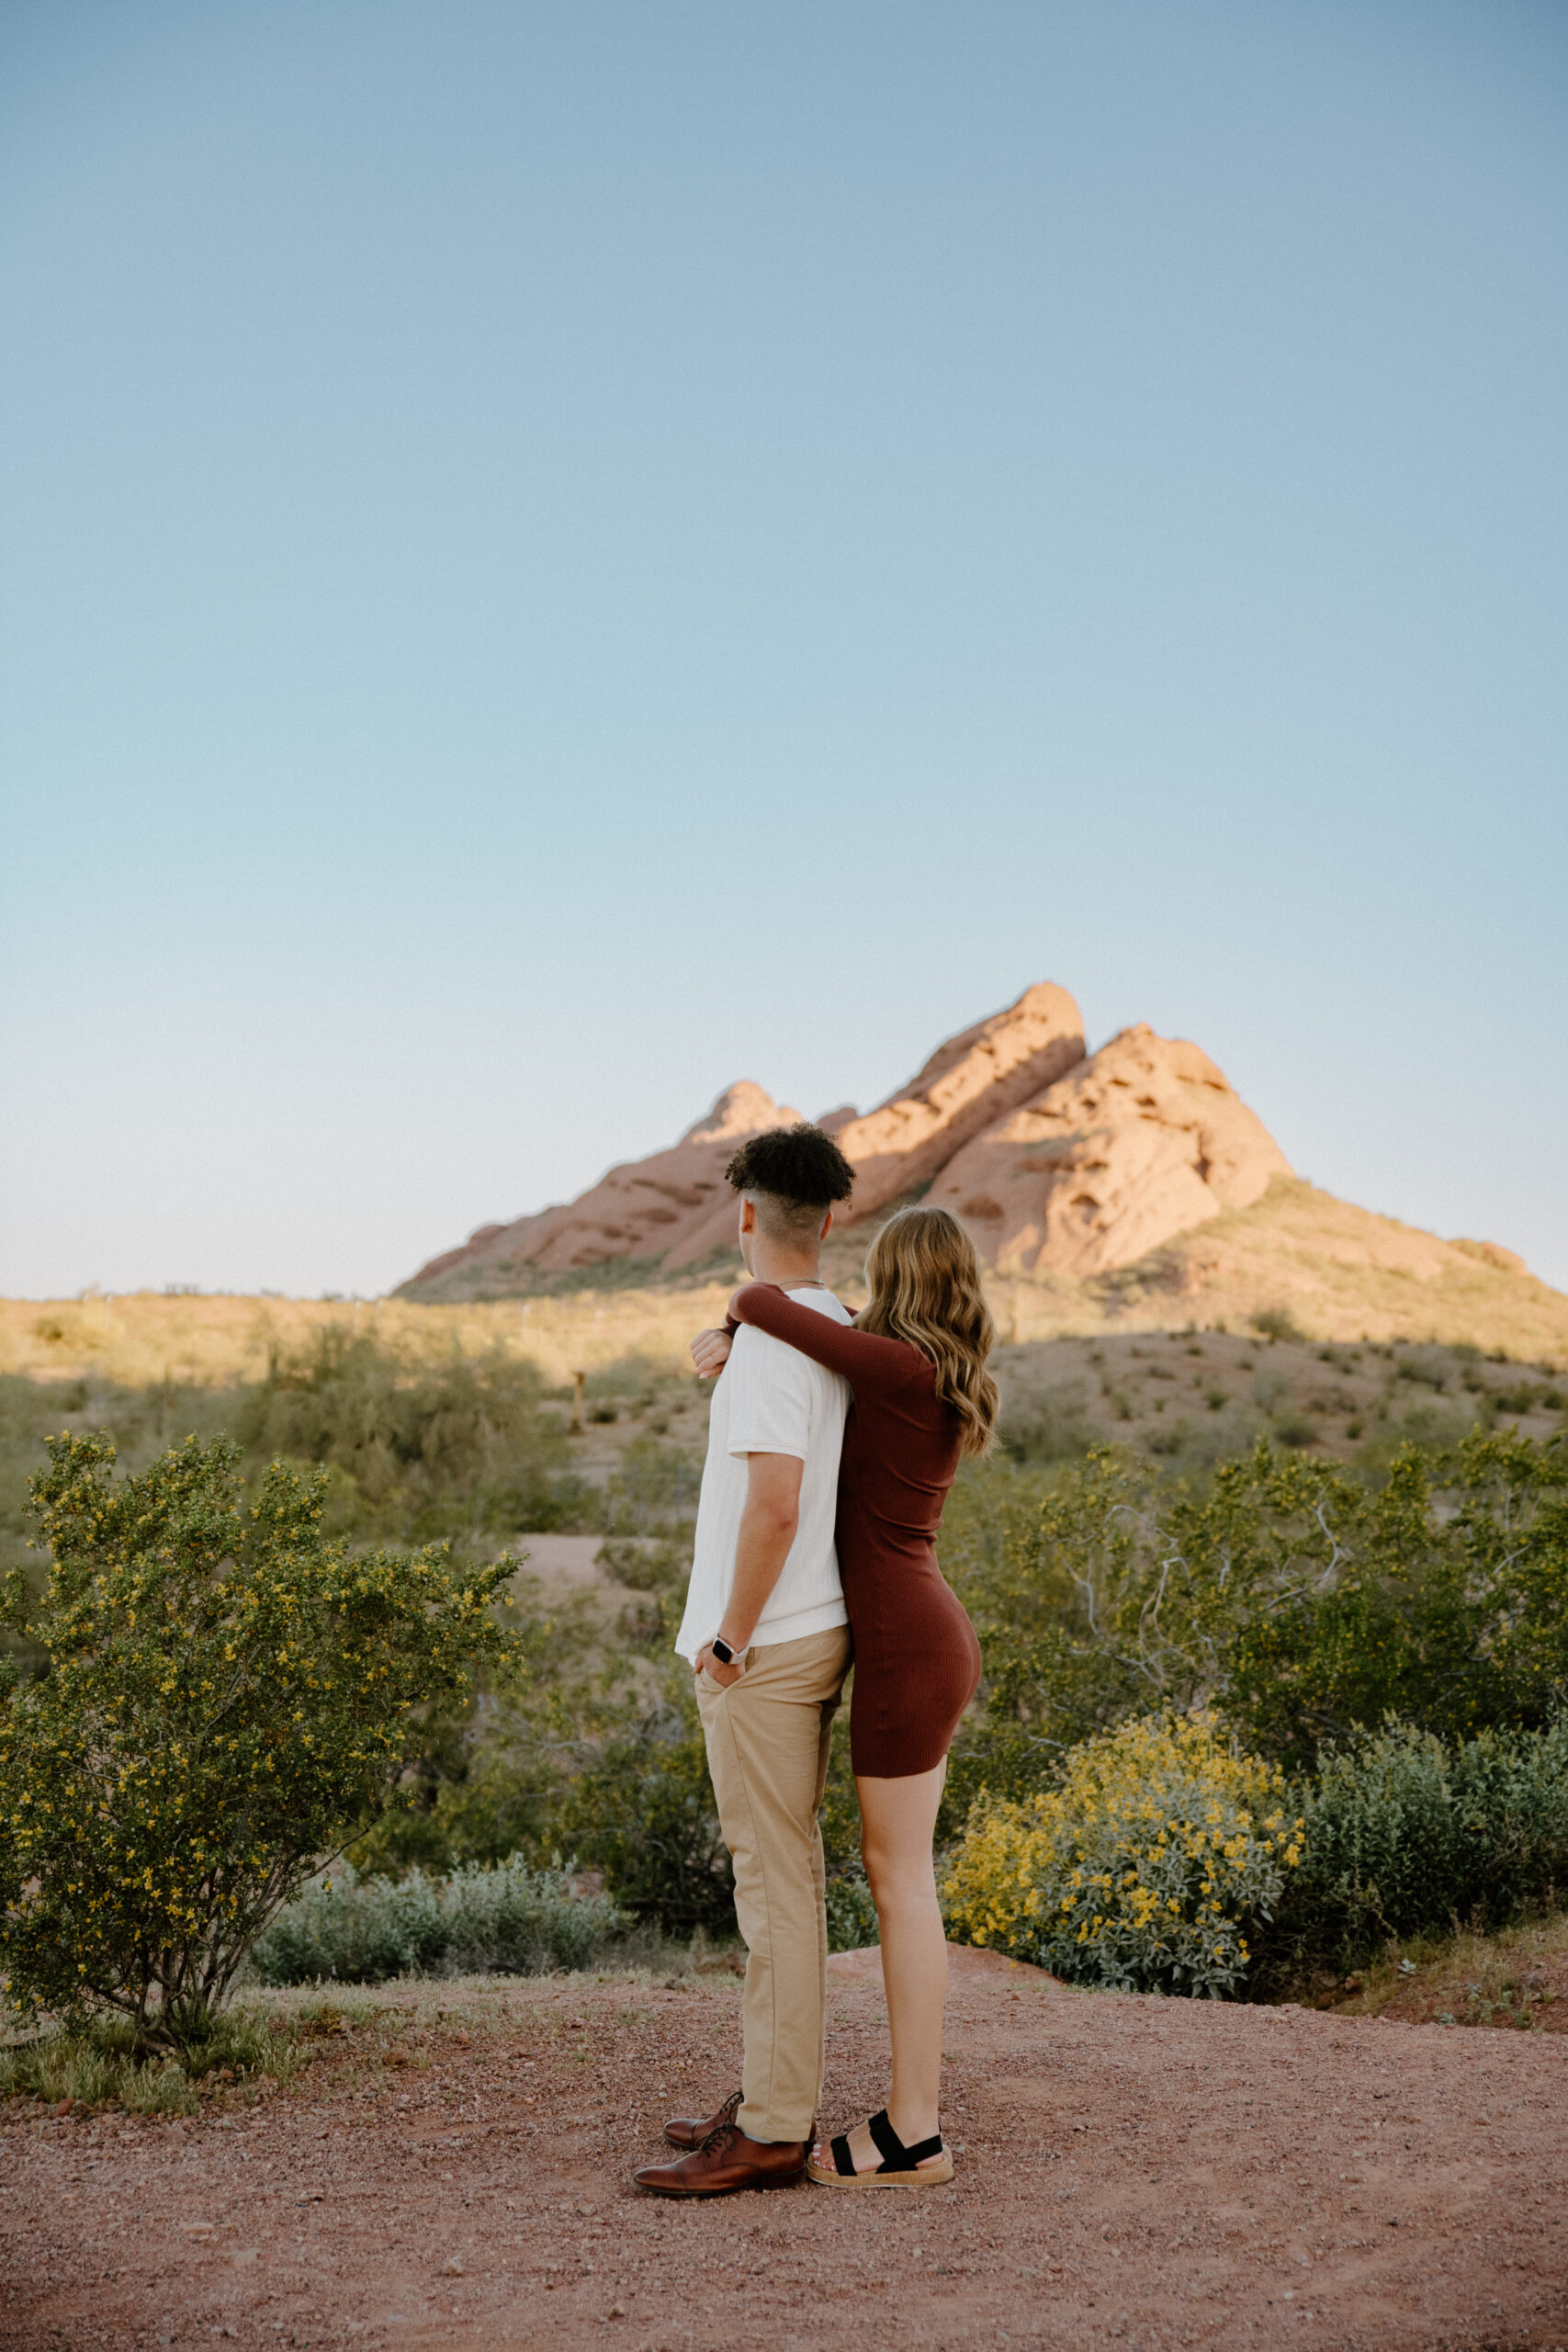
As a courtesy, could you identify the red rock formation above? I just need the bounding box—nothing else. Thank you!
[1452,1239,1528,1275]
[400,1081,803,1299]
[397,991,1302,1299]
[831,983,1087,1219]
[929,1025,1292,1275]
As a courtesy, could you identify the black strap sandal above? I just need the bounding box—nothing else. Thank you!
[807,2107,953,2188]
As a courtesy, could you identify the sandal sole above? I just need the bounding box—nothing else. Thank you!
[806,2155,954,2188]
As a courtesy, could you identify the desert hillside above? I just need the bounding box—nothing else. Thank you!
[6,1183,1565,1397]
[6,987,1559,1378]
[966,1178,1568,1360]
[390,981,1562,1354]
[398,982,1295,1296]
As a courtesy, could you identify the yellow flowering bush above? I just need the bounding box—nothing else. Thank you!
[942,1712,1303,1997]
[0,1432,520,2052]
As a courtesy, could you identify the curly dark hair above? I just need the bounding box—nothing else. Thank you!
[724,1124,855,1208]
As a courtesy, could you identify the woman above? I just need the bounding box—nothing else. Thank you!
[698,1204,997,2188]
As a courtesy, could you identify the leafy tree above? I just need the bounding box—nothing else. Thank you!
[0,1432,519,2052]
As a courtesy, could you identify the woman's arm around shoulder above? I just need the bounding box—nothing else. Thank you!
[728,1283,927,1393]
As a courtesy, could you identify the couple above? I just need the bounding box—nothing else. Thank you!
[632,1122,997,2199]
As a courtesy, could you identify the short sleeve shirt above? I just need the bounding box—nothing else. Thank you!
[673,1288,853,1662]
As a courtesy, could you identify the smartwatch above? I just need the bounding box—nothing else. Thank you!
[710,1634,741,1667]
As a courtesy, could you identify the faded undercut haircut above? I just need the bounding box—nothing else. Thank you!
[724,1124,855,1248]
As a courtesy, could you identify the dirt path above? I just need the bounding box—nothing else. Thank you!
[5,1945,1566,2352]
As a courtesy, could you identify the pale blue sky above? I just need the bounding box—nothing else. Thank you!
[3,0,1565,1298]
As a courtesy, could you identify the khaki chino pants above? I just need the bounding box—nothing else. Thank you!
[696,1624,851,2144]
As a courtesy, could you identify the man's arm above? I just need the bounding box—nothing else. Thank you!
[694,1451,802,1688]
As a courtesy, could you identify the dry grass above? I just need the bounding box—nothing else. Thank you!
[3,1288,1561,1505]
[1311,1908,1568,2036]
[5,1176,1562,1416]
[0,1285,738,1393]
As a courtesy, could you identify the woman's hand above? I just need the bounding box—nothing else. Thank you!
[690,1326,733,1379]
[694,1641,746,1688]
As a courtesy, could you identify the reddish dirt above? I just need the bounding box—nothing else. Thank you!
[5,1943,1567,2352]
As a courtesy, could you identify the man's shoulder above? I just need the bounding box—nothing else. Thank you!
[729,1311,849,1385]
[729,1322,812,1373]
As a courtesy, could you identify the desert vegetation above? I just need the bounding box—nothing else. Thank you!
[2,1295,1566,2114]
[0,1430,521,2056]
[943,1711,1303,1996]
[248,1859,626,1987]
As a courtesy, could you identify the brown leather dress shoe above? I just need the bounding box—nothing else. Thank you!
[663,2088,742,2150]
[633,2108,807,2198]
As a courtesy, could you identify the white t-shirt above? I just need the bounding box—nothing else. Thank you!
[673,1285,854,1664]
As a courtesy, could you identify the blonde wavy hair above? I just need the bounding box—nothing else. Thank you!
[857,1205,998,1457]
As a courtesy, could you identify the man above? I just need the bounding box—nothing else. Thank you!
[632,1123,857,2197]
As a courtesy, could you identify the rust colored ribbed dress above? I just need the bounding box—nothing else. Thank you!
[729,1283,983,1779]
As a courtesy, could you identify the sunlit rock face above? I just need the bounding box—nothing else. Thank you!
[396,989,1299,1297]
[829,983,1087,1222]
[928,1025,1292,1276]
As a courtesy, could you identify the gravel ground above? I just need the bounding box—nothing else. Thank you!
[5,1944,1566,2352]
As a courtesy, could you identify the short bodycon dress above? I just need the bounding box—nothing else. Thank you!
[728,1283,984,1779]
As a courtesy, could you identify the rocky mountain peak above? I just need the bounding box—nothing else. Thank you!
[395,984,1301,1299]
[680,1081,803,1146]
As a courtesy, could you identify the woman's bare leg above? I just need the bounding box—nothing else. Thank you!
[815,1759,949,2174]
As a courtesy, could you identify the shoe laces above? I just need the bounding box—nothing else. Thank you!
[698,2089,743,2154]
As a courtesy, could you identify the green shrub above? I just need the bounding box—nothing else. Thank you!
[599,1439,702,1537]
[350,1738,560,1877]
[1278,1716,1568,1964]
[825,1868,879,1952]
[0,1432,519,2051]
[941,1432,1568,1828]
[250,1858,625,1984]
[552,1687,736,1936]
[234,1330,592,1543]
[1495,1382,1565,1416]
[0,1340,597,1591]
[597,1535,691,1593]
[340,1557,750,1928]
[943,1713,1300,1996]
